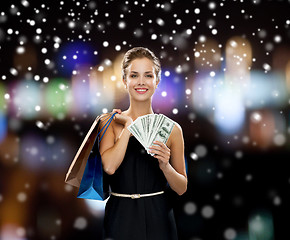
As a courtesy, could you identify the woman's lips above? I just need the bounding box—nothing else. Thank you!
[135,88,148,94]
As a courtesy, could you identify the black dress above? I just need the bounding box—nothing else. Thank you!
[103,136,178,240]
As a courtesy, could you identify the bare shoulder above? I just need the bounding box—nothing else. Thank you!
[98,113,115,128]
[167,120,183,148]
[98,112,126,143]
[171,121,183,140]
[98,113,116,156]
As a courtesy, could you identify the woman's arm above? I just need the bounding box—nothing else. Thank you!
[149,123,188,195]
[99,112,133,175]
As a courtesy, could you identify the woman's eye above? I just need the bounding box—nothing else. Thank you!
[146,75,153,78]
[130,74,138,78]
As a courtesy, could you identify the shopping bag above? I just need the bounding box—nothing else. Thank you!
[77,112,116,200]
[65,112,111,187]
[65,113,116,200]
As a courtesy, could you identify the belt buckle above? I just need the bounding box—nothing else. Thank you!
[131,194,141,199]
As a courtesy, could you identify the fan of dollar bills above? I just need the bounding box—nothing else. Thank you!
[127,113,175,156]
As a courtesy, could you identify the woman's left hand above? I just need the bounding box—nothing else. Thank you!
[148,141,171,170]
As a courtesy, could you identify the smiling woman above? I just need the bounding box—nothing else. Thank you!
[124,57,158,100]
[98,47,187,240]
[121,47,161,103]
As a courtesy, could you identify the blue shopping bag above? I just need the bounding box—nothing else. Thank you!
[77,112,117,200]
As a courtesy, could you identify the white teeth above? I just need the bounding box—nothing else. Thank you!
[136,89,147,92]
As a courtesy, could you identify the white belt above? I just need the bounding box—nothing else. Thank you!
[110,191,164,199]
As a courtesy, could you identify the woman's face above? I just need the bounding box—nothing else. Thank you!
[124,57,159,101]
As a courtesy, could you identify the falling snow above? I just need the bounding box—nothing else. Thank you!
[0,1,289,239]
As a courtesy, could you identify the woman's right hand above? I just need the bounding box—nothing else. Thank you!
[111,109,133,128]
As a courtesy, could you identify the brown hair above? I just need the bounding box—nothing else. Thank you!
[121,47,161,82]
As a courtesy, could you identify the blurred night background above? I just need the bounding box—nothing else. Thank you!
[0,0,290,239]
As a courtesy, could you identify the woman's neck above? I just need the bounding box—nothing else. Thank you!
[125,100,154,121]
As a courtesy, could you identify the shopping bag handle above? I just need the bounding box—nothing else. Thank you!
[97,112,118,143]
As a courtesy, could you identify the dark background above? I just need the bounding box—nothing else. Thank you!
[0,0,290,239]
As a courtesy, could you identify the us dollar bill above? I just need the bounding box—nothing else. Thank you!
[127,113,175,156]
[127,118,146,148]
[146,114,175,156]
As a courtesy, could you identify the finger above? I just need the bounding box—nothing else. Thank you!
[150,141,164,149]
[112,109,121,114]
[150,143,170,155]
[112,109,121,119]
[149,146,165,155]
[148,148,162,156]
[153,154,159,159]
[151,149,170,159]
[152,141,170,151]
[149,148,170,161]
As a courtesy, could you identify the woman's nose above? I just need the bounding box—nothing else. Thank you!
[137,76,145,84]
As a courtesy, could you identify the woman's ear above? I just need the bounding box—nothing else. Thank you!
[156,78,160,88]
[123,78,127,89]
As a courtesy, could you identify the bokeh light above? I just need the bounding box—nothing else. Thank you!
[0,1,289,239]
[44,78,71,119]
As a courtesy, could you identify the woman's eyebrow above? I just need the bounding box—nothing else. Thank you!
[130,71,153,73]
